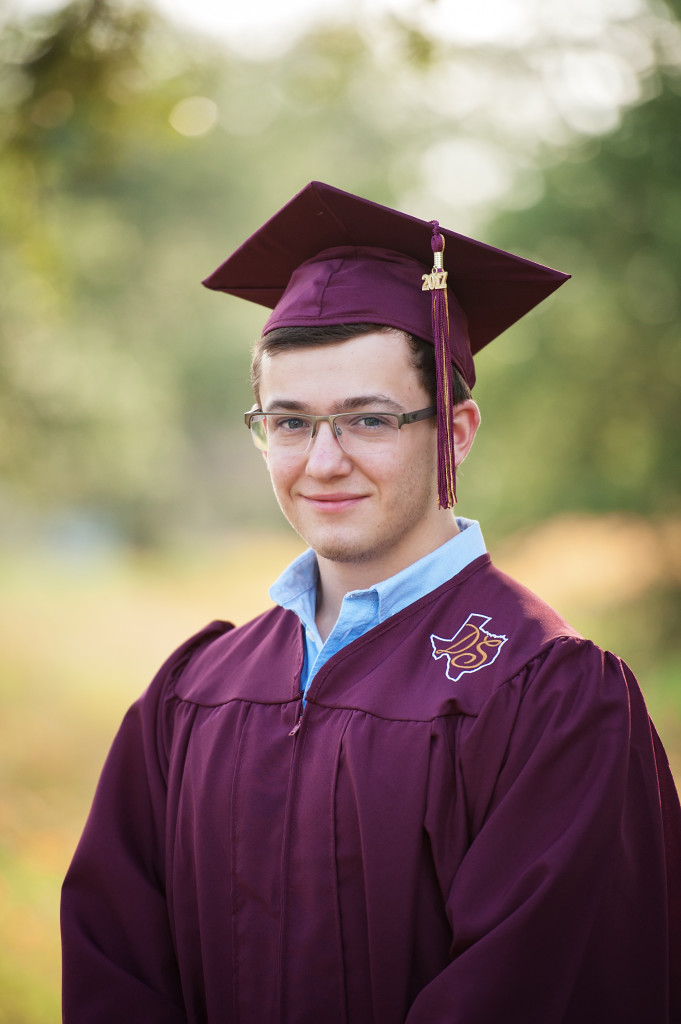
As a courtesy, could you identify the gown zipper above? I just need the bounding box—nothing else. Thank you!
[288,698,304,737]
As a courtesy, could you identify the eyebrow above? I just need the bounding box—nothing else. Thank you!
[263,395,404,413]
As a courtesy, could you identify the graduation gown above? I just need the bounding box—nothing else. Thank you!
[61,554,681,1023]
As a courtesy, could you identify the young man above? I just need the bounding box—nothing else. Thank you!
[62,182,681,1023]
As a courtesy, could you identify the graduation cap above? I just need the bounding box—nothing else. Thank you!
[203,181,570,508]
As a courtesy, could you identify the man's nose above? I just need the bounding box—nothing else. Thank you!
[305,420,352,474]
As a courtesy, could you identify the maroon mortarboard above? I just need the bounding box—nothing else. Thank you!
[203,181,569,508]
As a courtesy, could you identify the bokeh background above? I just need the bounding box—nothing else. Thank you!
[1,0,680,1018]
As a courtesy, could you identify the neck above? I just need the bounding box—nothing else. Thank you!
[314,517,459,642]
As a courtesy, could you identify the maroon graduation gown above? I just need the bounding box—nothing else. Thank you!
[61,554,681,1023]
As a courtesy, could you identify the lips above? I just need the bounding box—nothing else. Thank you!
[301,492,368,512]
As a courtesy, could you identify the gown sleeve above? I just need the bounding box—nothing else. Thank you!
[60,622,229,1024]
[408,637,680,1024]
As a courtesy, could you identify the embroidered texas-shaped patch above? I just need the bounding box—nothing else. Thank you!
[430,613,508,683]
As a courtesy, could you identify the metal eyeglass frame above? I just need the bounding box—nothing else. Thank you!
[244,406,437,453]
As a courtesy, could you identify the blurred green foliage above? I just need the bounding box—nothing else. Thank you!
[1,0,679,545]
[474,59,681,533]
[0,0,437,543]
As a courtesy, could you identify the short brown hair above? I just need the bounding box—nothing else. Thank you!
[250,324,471,407]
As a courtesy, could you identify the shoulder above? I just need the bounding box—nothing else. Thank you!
[468,560,638,707]
[442,555,582,641]
[96,608,303,783]
[155,605,303,706]
[418,555,586,700]
[437,558,638,733]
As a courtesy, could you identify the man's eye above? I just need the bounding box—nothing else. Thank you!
[351,415,391,430]
[274,417,309,431]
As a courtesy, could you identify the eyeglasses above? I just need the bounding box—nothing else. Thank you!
[244,406,436,456]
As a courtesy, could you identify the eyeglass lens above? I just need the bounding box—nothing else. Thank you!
[250,413,401,454]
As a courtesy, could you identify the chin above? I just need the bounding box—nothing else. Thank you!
[288,523,374,564]
[312,541,377,564]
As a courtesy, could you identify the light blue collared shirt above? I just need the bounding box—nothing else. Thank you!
[269,518,486,699]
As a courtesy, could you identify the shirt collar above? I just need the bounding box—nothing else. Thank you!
[270,518,486,631]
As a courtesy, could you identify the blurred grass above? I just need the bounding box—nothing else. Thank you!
[1,520,679,1023]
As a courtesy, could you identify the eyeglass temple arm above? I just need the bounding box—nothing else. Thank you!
[399,406,436,427]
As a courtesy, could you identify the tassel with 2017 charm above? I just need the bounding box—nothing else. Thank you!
[422,221,457,509]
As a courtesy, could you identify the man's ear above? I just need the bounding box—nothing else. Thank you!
[452,400,481,468]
